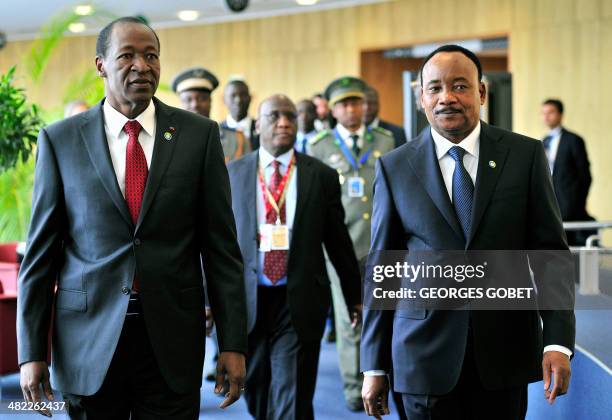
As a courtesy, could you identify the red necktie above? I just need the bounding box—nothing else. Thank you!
[124,120,147,224]
[263,160,287,283]
[124,120,147,291]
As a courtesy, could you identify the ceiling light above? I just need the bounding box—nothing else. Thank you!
[296,0,318,5]
[68,23,86,33]
[178,10,200,21]
[74,5,94,16]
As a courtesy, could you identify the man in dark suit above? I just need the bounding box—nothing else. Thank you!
[541,98,593,245]
[364,86,407,148]
[222,79,259,150]
[361,45,575,419]
[227,94,362,419]
[17,17,247,419]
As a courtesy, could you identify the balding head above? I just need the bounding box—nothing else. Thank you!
[257,95,298,157]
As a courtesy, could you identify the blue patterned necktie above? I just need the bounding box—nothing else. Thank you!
[542,135,552,150]
[448,146,473,241]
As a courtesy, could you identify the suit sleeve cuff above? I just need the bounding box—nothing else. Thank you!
[544,345,572,358]
[363,370,387,376]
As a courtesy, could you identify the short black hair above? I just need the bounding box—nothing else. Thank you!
[419,44,483,87]
[543,98,564,114]
[96,16,160,58]
[225,79,250,92]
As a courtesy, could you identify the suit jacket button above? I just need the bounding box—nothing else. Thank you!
[122,287,130,295]
[134,238,141,246]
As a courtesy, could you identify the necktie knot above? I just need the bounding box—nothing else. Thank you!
[124,120,142,139]
[448,146,466,162]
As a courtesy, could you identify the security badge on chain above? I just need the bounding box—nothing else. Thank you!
[333,128,377,198]
[258,156,295,252]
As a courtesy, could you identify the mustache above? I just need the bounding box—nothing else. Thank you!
[435,107,462,115]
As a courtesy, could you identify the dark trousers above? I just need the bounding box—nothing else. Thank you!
[63,300,200,420]
[401,333,527,420]
[245,286,320,420]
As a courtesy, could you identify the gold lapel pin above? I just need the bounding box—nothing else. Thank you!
[489,160,496,168]
[164,132,173,140]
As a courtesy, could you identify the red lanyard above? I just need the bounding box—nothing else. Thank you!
[258,155,295,223]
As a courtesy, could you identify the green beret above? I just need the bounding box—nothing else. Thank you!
[324,76,366,106]
[171,67,219,94]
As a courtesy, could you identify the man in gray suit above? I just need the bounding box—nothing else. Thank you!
[18,17,247,419]
[361,45,574,419]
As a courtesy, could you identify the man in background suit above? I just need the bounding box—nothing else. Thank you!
[361,45,575,419]
[227,95,362,419]
[18,17,247,419]
[541,98,593,245]
[223,79,259,150]
[363,86,407,148]
[172,67,249,162]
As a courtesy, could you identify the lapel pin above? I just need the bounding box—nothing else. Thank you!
[489,160,496,168]
[163,126,176,141]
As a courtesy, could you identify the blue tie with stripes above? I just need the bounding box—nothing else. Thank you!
[448,146,473,241]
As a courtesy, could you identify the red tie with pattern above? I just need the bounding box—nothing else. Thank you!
[124,120,147,291]
[263,160,287,283]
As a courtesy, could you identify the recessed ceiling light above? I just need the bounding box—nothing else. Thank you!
[296,0,318,5]
[178,10,200,21]
[74,5,94,16]
[69,22,86,33]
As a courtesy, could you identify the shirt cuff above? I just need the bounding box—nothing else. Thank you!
[363,370,386,376]
[544,345,572,358]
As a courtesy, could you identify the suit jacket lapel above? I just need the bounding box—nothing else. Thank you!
[80,102,133,227]
[466,123,509,247]
[244,152,258,241]
[136,98,178,231]
[292,153,313,240]
[407,129,464,241]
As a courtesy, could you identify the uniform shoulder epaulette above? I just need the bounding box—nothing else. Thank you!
[372,126,393,138]
[309,129,330,145]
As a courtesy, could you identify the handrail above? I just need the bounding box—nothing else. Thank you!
[563,221,612,231]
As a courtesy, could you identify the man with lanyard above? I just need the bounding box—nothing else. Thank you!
[226,95,361,419]
[308,76,395,412]
[172,67,249,163]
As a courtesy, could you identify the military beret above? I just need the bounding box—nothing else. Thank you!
[324,76,366,106]
[171,67,220,93]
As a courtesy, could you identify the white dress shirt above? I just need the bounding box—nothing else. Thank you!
[364,122,570,377]
[226,115,253,140]
[543,126,562,174]
[103,99,156,197]
[335,123,366,151]
[256,147,298,286]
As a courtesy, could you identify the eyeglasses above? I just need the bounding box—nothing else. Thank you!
[261,110,297,123]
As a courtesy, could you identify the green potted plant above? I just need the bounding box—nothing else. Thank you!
[0,66,43,241]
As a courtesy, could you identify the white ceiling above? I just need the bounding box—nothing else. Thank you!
[2,0,388,40]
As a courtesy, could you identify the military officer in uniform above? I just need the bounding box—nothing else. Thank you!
[172,67,249,162]
[307,76,394,411]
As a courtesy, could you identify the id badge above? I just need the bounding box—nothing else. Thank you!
[270,225,290,250]
[259,224,272,252]
[347,176,365,198]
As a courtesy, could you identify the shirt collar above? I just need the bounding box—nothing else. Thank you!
[226,115,252,128]
[431,121,481,160]
[547,126,562,138]
[259,146,295,169]
[103,99,156,139]
[336,123,366,140]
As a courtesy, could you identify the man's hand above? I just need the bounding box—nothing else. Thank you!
[215,351,246,409]
[204,308,214,337]
[349,304,363,329]
[362,374,389,419]
[20,361,53,417]
[542,351,571,404]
